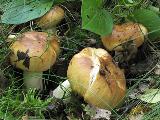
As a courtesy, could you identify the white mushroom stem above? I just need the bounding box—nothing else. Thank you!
[52,80,71,99]
[23,71,43,90]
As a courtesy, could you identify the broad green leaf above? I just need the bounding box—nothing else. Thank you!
[81,0,113,36]
[132,9,160,40]
[139,89,160,103]
[1,0,53,24]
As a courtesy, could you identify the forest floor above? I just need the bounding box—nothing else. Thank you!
[0,0,160,120]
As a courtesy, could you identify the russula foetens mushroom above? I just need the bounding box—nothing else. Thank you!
[36,5,65,33]
[101,22,148,51]
[67,47,126,110]
[10,31,60,90]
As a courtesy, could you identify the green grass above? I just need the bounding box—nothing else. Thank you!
[0,87,52,119]
[142,102,160,120]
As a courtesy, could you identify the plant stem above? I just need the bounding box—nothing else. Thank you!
[23,71,43,90]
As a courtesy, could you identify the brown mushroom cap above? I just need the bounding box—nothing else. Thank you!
[36,6,65,29]
[10,31,60,72]
[67,47,126,110]
[101,22,148,51]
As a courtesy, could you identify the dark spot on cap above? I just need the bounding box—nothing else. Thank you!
[17,49,29,61]
[23,57,30,69]
[17,49,30,69]
[90,65,94,69]
[99,69,106,76]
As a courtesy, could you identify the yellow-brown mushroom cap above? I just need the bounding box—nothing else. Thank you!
[10,31,60,72]
[101,22,148,51]
[67,47,126,110]
[36,6,65,29]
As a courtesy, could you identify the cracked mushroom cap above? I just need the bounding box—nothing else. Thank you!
[10,31,60,72]
[67,47,126,110]
[101,22,148,51]
[36,6,65,29]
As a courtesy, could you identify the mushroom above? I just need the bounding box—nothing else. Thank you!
[101,22,148,61]
[67,47,126,110]
[36,5,65,34]
[10,31,60,90]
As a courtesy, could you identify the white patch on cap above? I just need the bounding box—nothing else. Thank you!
[89,50,100,88]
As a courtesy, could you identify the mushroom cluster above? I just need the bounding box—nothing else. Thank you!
[36,5,65,34]
[8,7,147,110]
[67,47,126,110]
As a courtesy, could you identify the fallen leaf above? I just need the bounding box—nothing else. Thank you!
[91,107,111,120]
[138,89,160,103]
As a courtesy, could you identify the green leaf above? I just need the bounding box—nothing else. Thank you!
[132,9,160,40]
[83,105,96,116]
[138,89,160,103]
[1,0,53,24]
[81,0,113,36]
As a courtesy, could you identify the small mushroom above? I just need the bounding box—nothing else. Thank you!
[67,47,126,110]
[36,5,65,34]
[10,31,60,90]
[101,22,148,51]
[101,22,148,61]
